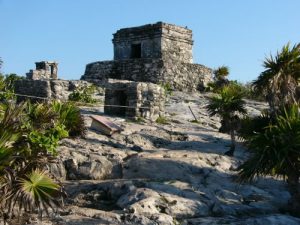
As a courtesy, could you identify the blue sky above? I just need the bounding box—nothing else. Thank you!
[0,0,299,83]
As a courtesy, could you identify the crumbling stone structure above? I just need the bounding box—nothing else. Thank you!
[16,61,98,103]
[26,61,58,80]
[81,22,213,91]
[105,79,165,119]
[15,79,92,102]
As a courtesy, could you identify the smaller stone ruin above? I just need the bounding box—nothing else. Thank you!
[26,61,58,80]
[15,61,92,102]
[105,79,165,119]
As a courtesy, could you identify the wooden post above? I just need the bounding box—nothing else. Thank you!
[188,105,198,122]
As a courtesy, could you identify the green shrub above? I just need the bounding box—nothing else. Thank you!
[160,82,173,96]
[51,101,86,137]
[238,104,300,216]
[0,102,65,221]
[26,101,58,130]
[0,73,23,102]
[69,85,97,103]
[28,124,68,155]
[155,116,169,124]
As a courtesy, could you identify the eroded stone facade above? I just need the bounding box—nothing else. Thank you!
[105,79,165,119]
[113,22,193,63]
[81,22,213,92]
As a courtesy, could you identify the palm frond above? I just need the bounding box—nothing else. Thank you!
[238,104,300,182]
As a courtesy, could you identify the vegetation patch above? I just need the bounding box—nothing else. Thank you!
[0,100,85,222]
[155,115,169,124]
[69,85,98,104]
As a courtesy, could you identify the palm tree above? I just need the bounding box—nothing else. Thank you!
[214,66,229,79]
[211,66,230,91]
[0,102,65,223]
[252,43,300,113]
[238,104,300,216]
[206,84,247,156]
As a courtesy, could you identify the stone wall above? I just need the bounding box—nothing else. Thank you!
[81,59,212,92]
[160,23,193,63]
[15,79,93,102]
[113,22,193,63]
[104,79,165,119]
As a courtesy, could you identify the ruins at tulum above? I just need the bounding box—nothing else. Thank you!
[2,2,300,222]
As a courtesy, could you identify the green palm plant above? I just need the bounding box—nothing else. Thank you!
[252,43,300,113]
[237,110,272,141]
[214,66,229,80]
[0,102,66,222]
[26,101,58,131]
[51,101,86,137]
[0,169,65,222]
[208,66,230,92]
[206,84,247,156]
[238,104,300,216]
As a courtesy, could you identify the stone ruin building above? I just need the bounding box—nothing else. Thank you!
[14,22,213,120]
[81,21,213,92]
[26,61,58,80]
[15,61,90,102]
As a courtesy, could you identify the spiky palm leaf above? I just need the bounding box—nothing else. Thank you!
[238,104,300,183]
[51,101,86,137]
[238,104,300,216]
[0,169,64,219]
[26,102,58,131]
[206,85,247,119]
[214,66,229,79]
[0,131,19,173]
[252,43,300,111]
[237,110,272,141]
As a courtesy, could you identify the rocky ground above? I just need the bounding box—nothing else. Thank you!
[35,92,300,225]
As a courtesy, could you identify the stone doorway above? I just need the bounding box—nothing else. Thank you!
[114,90,127,116]
[105,88,128,117]
[131,43,141,58]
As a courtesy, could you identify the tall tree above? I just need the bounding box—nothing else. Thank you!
[206,84,247,156]
[252,43,300,113]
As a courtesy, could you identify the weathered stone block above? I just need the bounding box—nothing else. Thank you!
[104,79,165,120]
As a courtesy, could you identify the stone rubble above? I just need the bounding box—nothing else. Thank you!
[31,91,300,225]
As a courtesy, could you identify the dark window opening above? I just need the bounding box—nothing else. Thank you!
[49,65,54,75]
[114,90,127,116]
[131,44,141,58]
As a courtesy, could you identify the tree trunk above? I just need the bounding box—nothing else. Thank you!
[287,171,300,217]
[225,129,235,156]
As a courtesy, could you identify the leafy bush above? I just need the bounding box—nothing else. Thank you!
[29,124,68,155]
[160,82,173,96]
[238,104,300,216]
[26,101,58,130]
[69,85,97,103]
[51,101,86,137]
[0,169,65,221]
[0,102,71,221]
[0,73,23,102]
